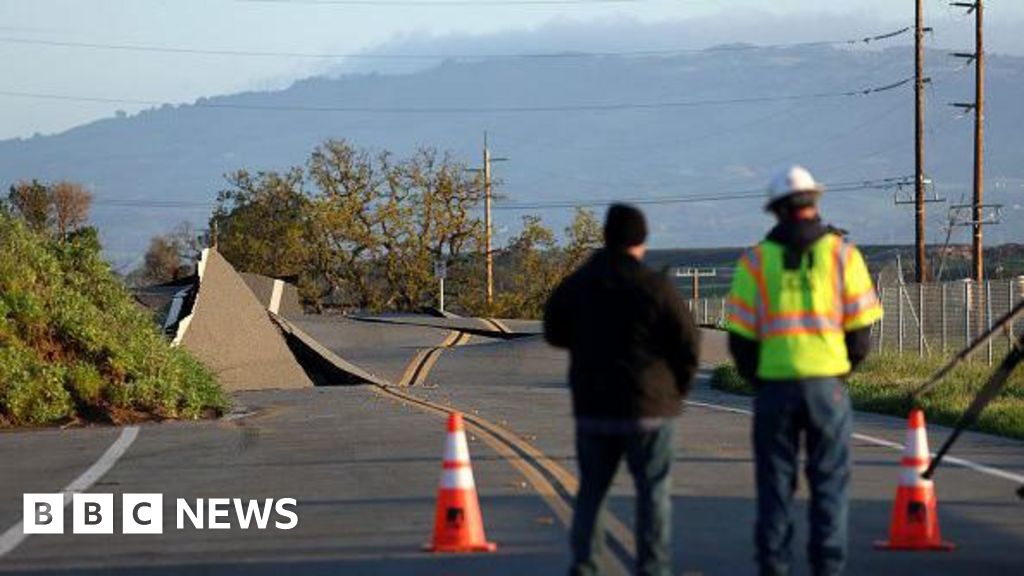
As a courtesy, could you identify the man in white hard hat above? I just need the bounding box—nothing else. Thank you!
[725,166,883,576]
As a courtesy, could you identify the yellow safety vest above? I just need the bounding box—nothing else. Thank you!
[726,233,883,380]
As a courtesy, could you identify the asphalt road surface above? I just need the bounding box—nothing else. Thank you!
[1,314,1023,575]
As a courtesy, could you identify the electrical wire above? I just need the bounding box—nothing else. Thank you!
[88,176,911,212]
[491,176,914,210]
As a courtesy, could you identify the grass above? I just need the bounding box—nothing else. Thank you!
[0,215,225,427]
[710,352,1024,440]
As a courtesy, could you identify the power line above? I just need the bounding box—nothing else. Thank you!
[0,27,912,61]
[0,75,912,115]
[88,177,912,212]
[523,81,913,195]
[492,176,915,210]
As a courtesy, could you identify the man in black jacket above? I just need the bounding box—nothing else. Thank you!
[544,204,700,576]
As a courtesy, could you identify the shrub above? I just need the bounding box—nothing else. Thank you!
[0,214,225,427]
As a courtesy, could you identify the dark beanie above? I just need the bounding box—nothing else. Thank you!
[603,203,648,250]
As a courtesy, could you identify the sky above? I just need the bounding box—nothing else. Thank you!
[1,0,1023,141]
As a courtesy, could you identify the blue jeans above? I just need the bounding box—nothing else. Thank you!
[754,378,852,576]
[570,424,674,576]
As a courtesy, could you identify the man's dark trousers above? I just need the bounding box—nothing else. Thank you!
[570,424,674,576]
[753,377,852,576]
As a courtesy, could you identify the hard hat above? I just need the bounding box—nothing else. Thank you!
[765,165,823,210]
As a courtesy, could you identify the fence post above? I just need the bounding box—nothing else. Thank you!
[964,281,971,356]
[703,298,709,325]
[878,287,886,354]
[898,286,905,355]
[918,284,926,357]
[1010,279,1016,348]
[987,281,993,366]
[941,282,948,354]
[720,298,726,326]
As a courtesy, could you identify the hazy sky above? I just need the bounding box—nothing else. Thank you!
[1,0,1022,140]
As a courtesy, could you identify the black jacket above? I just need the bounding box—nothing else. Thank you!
[544,249,701,419]
[728,218,872,381]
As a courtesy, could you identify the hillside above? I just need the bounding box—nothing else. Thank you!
[0,215,224,426]
[0,45,1022,264]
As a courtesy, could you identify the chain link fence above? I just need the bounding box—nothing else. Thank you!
[686,277,1024,364]
[873,279,1024,363]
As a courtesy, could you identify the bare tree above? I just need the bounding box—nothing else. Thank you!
[168,221,203,264]
[50,181,93,238]
[143,235,188,284]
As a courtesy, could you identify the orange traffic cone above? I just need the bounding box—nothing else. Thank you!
[426,412,497,553]
[875,409,955,551]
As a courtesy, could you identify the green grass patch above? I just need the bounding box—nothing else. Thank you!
[0,215,225,427]
[710,353,1024,440]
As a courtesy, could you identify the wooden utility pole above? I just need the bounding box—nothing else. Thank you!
[972,0,985,283]
[674,267,717,300]
[914,0,928,283]
[484,133,493,306]
[467,132,507,307]
[952,0,995,283]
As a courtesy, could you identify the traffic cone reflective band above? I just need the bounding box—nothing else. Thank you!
[427,412,497,553]
[875,409,955,551]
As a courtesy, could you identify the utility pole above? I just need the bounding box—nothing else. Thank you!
[484,134,493,306]
[951,1,998,284]
[467,132,507,307]
[674,267,717,300]
[914,0,928,283]
[951,0,985,282]
[972,0,985,284]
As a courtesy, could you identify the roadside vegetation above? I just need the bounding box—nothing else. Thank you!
[1,184,224,427]
[710,353,1024,439]
[208,139,601,318]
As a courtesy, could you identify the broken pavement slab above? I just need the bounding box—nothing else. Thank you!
[175,249,313,391]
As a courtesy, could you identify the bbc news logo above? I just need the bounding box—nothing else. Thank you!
[23,494,298,534]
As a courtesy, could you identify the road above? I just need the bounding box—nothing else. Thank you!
[1,314,1023,575]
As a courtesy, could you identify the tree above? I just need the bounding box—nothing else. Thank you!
[491,215,561,319]
[50,181,93,239]
[211,139,484,311]
[168,221,204,264]
[459,209,601,319]
[564,208,602,273]
[142,235,188,284]
[303,140,485,310]
[6,179,93,239]
[212,167,311,280]
[7,180,51,233]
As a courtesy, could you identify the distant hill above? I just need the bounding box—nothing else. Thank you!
[1,45,1022,265]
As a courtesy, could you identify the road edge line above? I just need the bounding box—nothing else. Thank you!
[685,399,1024,484]
[0,425,140,558]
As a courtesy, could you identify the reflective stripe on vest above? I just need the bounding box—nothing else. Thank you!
[748,240,845,340]
[754,233,853,380]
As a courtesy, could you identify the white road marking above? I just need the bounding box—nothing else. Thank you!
[685,399,1024,485]
[0,426,140,558]
[268,279,284,315]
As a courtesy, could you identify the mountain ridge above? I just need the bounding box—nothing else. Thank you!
[1,45,1021,265]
